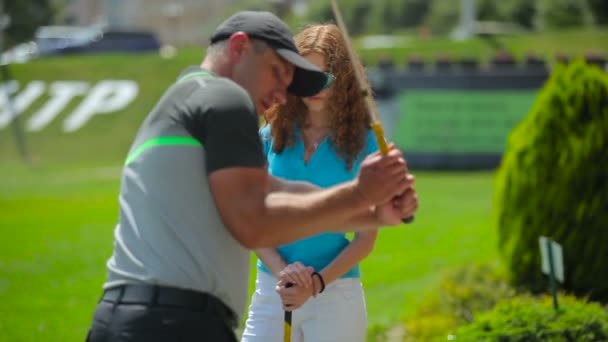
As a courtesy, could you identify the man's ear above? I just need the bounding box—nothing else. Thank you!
[227,32,250,63]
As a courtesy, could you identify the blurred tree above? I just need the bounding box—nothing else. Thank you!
[367,0,394,34]
[397,0,431,28]
[271,0,293,19]
[234,0,273,12]
[501,0,536,29]
[535,0,592,29]
[305,0,371,35]
[423,0,460,34]
[349,0,372,35]
[297,0,598,36]
[2,0,55,49]
[477,0,503,22]
[305,1,333,26]
[477,0,536,30]
[587,0,608,25]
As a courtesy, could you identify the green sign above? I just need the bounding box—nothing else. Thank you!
[393,90,537,153]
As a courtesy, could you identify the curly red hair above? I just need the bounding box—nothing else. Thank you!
[265,24,372,170]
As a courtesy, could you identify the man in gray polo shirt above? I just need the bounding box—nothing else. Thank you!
[86,11,418,342]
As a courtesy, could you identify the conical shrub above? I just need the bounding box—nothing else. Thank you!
[495,58,608,302]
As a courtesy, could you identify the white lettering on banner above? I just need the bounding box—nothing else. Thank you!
[63,80,139,132]
[27,81,90,131]
[0,81,46,128]
[0,80,139,132]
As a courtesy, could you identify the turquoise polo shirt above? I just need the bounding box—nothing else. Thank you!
[257,124,379,278]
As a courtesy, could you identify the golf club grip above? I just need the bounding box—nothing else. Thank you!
[284,282,294,313]
[284,282,294,342]
[285,281,294,308]
[371,124,415,225]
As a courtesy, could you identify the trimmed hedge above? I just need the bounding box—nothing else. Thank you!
[453,294,608,341]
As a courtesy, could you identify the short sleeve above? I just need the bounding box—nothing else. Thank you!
[198,83,266,174]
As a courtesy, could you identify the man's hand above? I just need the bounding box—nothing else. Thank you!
[275,283,313,311]
[277,262,314,288]
[396,185,418,220]
[355,146,411,206]
[375,176,418,226]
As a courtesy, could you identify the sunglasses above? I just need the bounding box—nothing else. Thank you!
[323,72,336,90]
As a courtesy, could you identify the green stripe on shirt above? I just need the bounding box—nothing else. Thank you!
[125,136,202,165]
[177,71,214,83]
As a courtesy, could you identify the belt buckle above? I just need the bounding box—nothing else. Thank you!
[121,285,156,304]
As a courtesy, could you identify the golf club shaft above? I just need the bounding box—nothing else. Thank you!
[330,0,414,224]
[283,282,294,342]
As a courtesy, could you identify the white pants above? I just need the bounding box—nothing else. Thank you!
[241,271,367,342]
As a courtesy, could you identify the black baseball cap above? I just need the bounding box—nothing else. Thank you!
[210,11,327,97]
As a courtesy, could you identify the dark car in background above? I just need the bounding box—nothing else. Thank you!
[35,25,161,56]
[57,30,161,55]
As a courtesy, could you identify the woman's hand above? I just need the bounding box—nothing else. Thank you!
[277,262,314,288]
[275,283,313,311]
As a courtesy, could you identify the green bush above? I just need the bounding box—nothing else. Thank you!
[495,58,608,303]
[453,295,608,341]
[367,323,390,342]
[403,264,516,341]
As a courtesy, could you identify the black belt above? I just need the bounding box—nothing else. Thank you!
[101,284,237,329]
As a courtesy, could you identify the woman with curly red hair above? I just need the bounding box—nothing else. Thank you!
[241,24,385,342]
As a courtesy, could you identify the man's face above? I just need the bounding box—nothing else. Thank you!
[230,36,294,115]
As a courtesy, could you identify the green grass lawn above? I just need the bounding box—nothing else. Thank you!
[362,171,497,328]
[0,162,497,342]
